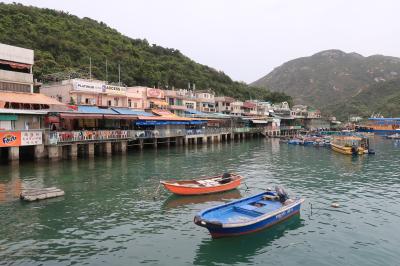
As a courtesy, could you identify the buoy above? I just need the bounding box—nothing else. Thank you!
[331,202,340,208]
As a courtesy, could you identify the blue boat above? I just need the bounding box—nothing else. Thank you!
[194,187,304,238]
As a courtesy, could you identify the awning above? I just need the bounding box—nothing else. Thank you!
[150,99,169,106]
[0,92,65,105]
[77,105,118,114]
[59,113,103,119]
[103,114,137,120]
[168,105,187,110]
[0,114,17,121]
[112,108,153,116]
[0,59,31,70]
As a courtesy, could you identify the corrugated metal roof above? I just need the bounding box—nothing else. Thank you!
[112,108,153,116]
[77,106,117,114]
[185,109,205,115]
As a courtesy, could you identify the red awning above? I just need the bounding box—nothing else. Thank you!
[0,59,31,70]
[59,113,103,119]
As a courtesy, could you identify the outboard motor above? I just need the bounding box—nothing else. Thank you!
[219,173,232,184]
[275,186,289,203]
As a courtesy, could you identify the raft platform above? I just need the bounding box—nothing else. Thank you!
[20,187,65,202]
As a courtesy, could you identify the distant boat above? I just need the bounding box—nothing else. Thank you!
[194,187,304,238]
[386,133,400,139]
[160,173,242,196]
[356,117,400,135]
[331,135,371,155]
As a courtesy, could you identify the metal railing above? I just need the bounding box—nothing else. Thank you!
[46,130,130,144]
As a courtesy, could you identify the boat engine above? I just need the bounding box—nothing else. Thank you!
[275,186,289,203]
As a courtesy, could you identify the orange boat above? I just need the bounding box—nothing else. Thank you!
[160,173,243,196]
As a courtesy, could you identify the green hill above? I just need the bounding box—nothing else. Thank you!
[252,49,400,117]
[0,3,290,103]
[325,79,400,120]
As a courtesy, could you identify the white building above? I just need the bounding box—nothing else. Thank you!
[0,43,34,93]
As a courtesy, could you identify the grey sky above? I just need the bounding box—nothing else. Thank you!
[3,0,400,83]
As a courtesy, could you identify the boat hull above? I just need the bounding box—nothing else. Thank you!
[161,175,242,196]
[331,143,353,155]
[194,193,304,238]
[207,203,301,238]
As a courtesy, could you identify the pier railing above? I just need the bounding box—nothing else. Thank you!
[46,130,130,144]
[44,126,259,145]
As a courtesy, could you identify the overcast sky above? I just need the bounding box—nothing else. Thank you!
[3,0,400,83]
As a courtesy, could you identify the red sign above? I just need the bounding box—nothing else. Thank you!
[146,88,164,99]
[0,132,21,147]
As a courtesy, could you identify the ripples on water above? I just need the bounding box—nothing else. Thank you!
[0,138,399,266]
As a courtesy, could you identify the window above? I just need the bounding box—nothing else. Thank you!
[108,100,112,106]
[85,98,89,104]
[133,102,137,108]
[128,99,132,107]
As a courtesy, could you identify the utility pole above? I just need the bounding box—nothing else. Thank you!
[118,64,121,86]
[89,57,92,80]
[106,59,108,82]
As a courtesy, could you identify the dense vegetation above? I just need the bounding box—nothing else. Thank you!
[252,49,400,117]
[325,79,400,120]
[0,3,291,103]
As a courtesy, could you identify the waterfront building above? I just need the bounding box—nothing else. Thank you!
[164,89,187,116]
[242,101,257,116]
[214,96,235,114]
[0,43,34,93]
[0,43,67,161]
[230,101,244,116]
[41,79,128,108]
[195,90,216,113]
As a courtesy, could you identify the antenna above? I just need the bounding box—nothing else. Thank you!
[106,59,108,82]
[89,57,92,80]
[118,64,121,86]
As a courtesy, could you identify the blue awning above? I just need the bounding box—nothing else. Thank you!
[185,109,206,115]
[135,120,191,126]
[77,106,118,114]
[112,108,153,116]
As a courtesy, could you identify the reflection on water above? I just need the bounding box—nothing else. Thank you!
[194,214,303,266]
[163,189,242,209]
[0,138,399,265]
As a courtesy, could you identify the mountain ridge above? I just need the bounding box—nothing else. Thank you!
[252,49,400,118]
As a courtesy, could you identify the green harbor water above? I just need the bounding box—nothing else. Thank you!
[1,138,400,266]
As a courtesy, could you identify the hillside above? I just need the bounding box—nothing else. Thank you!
[325,79,400,120]
[252,49,400,116]
[0,3,291,103]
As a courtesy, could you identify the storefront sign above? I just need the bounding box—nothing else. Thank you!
[103,84,126,95]
[72,80,104,93]
[21,131,43,146]
[0,132,21,147]
[147,88,164,98]
[0,131,43,147]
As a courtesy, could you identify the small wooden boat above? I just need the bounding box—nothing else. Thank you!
[160,173,242,196]
[194,187,304,238]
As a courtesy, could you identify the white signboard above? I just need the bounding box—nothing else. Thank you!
[21,131,43,146]
[72,80,104,93]
[103,84,126,95]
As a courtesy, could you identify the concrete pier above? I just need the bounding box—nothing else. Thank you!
[120,141,127,154]
[104,142,112,155]
[70,144,78,159]
[48,146,60,161]
[8,147,19,161]
[88,143,95,157]
[34,144,47,160]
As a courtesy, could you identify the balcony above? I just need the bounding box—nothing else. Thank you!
[0,69,33,84]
